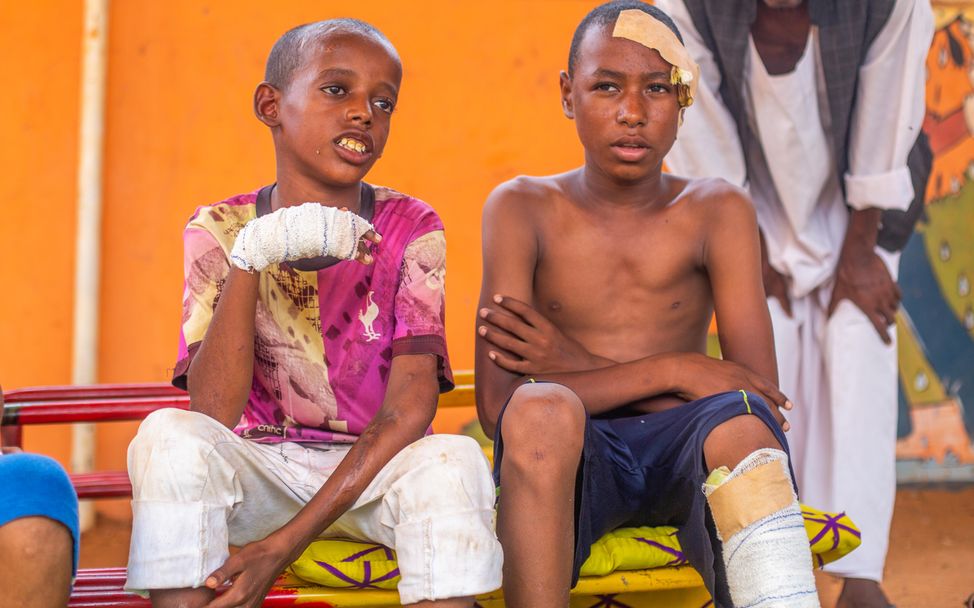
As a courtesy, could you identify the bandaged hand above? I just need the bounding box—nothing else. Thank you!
[230,203,378,272]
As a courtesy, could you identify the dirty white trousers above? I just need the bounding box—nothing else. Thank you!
[776,249,900,582]
[124,408,503,604]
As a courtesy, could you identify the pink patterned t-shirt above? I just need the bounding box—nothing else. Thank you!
[173,184,453,443]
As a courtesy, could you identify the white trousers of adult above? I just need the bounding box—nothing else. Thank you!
[124,408,503,604]
[776,248,900,582]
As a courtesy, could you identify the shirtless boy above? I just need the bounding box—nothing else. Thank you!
[124,19,501,608]
[477,3,818,607]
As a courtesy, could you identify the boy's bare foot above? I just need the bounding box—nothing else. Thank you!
[835,578,893,608]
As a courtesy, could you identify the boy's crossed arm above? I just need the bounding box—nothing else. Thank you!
[476,182,791,436]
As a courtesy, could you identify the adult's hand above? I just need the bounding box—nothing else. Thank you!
[478,295,611,375]
[763,262,792,317]
[667,352,793,431]
[203,535,296,608]
[828,245,900,345]
[759,231,791,317]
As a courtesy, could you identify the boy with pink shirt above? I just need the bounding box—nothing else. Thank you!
[125,19,501,608]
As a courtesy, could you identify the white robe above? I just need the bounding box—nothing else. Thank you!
[658,0,934,581]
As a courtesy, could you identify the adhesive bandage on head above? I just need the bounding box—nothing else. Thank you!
[703,449,820,608]
[230,203,374,272]
[612,9,700,109]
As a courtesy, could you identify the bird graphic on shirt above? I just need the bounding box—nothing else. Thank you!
[359,291,381,342]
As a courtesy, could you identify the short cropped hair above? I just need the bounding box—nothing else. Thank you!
[265,19,397,90]
[567,1,684,77]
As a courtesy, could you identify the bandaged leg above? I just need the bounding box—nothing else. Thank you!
[703,448,819,607]
[230,202,374,271]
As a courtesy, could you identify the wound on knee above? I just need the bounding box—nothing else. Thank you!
[702,449,796,541]
[703,449,819,607]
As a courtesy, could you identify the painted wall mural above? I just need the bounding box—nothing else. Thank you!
[895,3,974,483]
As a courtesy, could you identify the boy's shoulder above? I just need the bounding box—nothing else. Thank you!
[491,173,569,201]
[483,172,575,220]
[372,184,446,236]
[671,175,755,222]
[373,184,437,217]
[185,189,259,233]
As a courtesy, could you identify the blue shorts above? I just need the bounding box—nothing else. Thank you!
[494,389,791,608]
[0,453,80,574]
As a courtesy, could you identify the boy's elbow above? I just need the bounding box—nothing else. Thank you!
[186,373,245,429]
[477,411,497,441]
[474,390,502,440]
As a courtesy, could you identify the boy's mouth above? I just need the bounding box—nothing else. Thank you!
[610,139,650,162]
[332,132,375,166]
[336,136,370,154]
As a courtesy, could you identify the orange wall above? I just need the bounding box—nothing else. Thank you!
[1,2,596,517]
[1,3,84,465]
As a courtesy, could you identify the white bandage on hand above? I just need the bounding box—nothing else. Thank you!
[703,449,820,608]
[230,203,374,272]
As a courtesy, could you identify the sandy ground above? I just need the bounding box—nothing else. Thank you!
[80,487,974,607]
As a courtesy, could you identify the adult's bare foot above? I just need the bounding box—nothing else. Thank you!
[836,578,893,608]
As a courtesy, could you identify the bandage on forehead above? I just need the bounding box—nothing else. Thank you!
[704,451,796,541]
[611,9,700,108]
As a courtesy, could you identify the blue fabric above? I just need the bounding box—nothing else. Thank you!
[0,453,80,574]
[494,389,792,608]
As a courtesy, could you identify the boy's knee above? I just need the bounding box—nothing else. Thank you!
[0,516,73,567]
[127,408,233,498]
[503,383,585,440]
[501,383,585,462]
[129,408,224,459]
[704,412,783,474]
[398,435,494,509]
[386,435,494,521]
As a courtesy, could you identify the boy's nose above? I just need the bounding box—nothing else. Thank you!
[617,96,646,128]
[345,100,373,126]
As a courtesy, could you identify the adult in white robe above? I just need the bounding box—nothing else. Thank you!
[657,0,933,603]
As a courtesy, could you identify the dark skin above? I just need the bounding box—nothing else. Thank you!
[752,0,901,346]
[157,30,469,608]
[0,391,75,608]
[753,3,897,605]
[476,25,789,608]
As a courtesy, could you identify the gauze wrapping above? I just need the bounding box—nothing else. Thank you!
[703,449,819,608]
[230,203,374,272]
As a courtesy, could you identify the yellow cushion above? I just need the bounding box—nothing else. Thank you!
[289,505,861,589]
[289,539,401,590]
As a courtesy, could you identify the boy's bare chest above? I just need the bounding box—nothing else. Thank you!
[531,210,711,347]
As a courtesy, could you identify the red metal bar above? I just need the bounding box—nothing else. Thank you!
[3,396,189,426]
[68,594,150,608]
[72,471,132,499]
[4,384,185,403]
[73,568,128,585]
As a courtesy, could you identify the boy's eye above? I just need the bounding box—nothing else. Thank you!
[595,82,620,92]
[648,83,672,94]
[373,98,395,113]
[321,85,346,96]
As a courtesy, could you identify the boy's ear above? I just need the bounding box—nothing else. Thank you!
[559,71,574,120]
[254,82,282,127]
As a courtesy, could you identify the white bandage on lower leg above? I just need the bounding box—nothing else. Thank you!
[703,449,819,608]
[230,203,374,272]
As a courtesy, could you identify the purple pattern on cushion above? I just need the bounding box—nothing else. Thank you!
[341,544,395,562]
[591,595,636,607]
[633,537,688,566]
[801,509,861,552]
[313,559,400,589]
